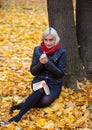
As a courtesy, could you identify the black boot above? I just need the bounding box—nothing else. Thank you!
[8,115,21,123]
[10,102,24,112]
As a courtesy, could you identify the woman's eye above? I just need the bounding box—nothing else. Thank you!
[44,39,54,42]
[44,39,47,41]
[49,39,53,41]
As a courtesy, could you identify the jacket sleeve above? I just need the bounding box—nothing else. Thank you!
[30,47,43,76]
[45,50,67,78]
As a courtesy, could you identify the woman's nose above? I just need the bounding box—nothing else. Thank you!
[46,40,50,44]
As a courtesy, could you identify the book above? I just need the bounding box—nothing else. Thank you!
[33,80,50,95]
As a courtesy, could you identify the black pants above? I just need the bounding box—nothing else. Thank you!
[9,84,61,122]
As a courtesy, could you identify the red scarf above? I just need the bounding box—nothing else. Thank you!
[40,42,61,55]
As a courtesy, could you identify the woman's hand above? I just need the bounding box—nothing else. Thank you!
[39,52,48,64]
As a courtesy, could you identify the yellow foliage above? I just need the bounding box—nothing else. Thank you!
[5,51,11,57]
[36,118,46,127]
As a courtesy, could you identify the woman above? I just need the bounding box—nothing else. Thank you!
[8,27,67,122]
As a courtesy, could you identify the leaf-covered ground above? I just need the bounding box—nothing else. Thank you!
[0,1,92,130]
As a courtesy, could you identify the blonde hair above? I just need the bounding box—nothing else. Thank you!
[42,27,60,45]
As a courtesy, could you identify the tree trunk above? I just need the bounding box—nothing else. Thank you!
[0,0,2,8]
[47,0,85,90]
[76,0,92,81]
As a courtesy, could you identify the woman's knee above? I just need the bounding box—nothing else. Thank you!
[38,96,53,107]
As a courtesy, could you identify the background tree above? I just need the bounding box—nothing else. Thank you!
[76,0,92,81]
[0,0,2,8]
[47,0,85,90]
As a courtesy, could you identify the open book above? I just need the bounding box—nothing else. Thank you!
[33,80,50,95]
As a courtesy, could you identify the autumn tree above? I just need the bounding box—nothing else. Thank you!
[76,0,92,81]
[47,0,85,90]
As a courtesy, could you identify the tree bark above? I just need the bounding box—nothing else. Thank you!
[76,0,92,81]
[0,0,2,8]
[47,0,85,90]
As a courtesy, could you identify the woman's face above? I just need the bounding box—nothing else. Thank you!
[44,34,55,48]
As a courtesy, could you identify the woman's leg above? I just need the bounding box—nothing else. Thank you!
[9,88,45,122]
[35,85,61,108]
